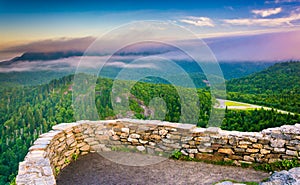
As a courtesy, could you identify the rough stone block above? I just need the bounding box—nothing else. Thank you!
[286,150,298,156]
[149,135,161,140]
[218,148,234,155]
[252,143,263,149]
[194,136,210,142]
[274,148,285,153]
[270,138,285,148]
[237,144,248,149]
[246,148,259,153]
[260,149,271,155]
[243,155,255,162]
[195,153,223,162]
[198,148,213,153]
[187,149,198,154]
[239,141,252,145]
[121,128,130,134]
[139,139,148,144]
[129,133,140,139]
[166,134,181,140]
[79,145,90,152]
[229,155,243,160]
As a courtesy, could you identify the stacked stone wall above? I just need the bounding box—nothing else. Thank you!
[16,119,300,185]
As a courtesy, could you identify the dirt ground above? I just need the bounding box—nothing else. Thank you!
[56,152,269,185]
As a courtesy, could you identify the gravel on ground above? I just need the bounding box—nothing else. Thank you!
[56,152,270,185]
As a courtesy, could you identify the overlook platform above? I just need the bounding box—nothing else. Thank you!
[16,119,300,185]
[56,151,269,185]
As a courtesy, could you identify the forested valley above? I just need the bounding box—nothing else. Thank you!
[227,62,300,114]
[0,62,299,184]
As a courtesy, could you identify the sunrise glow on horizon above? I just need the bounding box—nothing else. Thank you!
[1,0,300,61]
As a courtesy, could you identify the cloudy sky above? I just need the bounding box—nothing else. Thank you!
[1,0,300,62]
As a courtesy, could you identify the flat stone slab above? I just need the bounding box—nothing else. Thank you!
[52,123,80,131]
[116,119,197,130]
[56,152,269,185]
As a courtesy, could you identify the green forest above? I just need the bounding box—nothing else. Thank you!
[227,62,300,113]
[0,62,299,184]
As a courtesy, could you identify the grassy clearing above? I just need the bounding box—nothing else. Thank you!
[225,101,250,107]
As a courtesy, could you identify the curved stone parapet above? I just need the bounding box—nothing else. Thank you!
[16,119,300,185]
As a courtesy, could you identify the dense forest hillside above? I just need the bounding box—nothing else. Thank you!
[0,76,75,184]
[1,71,300,184]
[227,61,300,113]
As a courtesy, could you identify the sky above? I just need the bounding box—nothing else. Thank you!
[1,0,300,62]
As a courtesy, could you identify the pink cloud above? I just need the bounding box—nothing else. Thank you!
[206,29,300,61]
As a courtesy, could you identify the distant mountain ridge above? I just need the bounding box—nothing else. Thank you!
[0,51,84,65]
[0,49,276,86]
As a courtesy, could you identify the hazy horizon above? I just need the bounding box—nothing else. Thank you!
[1,0,300,65]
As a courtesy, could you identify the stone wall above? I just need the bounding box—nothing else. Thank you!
[16,119,300,185]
